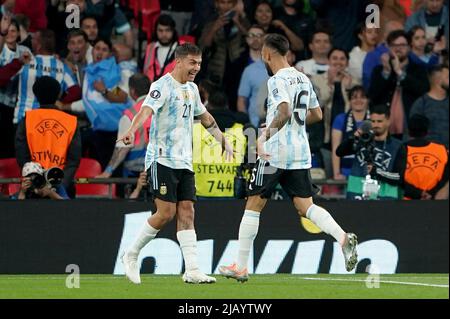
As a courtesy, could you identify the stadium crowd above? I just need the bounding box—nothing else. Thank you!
[0,0,448,200]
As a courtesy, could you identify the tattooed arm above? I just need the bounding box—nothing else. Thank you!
[199,111,234,159]
[98,147,131,178]
[263,102,292,141]
[257,102,291,159]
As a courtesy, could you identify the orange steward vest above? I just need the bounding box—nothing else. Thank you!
[26,108,78,169]
[405,142,448,192]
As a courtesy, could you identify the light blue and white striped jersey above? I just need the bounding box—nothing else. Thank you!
[14,54,77,123]
[264,67,320,170]
[143,73,207,171]
[0,44,31,107]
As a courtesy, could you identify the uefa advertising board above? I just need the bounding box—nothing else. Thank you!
[0,200,448,274]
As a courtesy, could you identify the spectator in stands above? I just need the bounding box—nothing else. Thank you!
[362,20,404,90]
[311,0,371,52]
[402,114,449,200]
[143,14,179,82]
[81,15,98,62]
[82,38,131,168]
[331,85,370,181]
[405,0,449,43]
[85,0,134,48]
[198,78,219,107]
[199,0,250,86]
[0,50,30,87]
[311,48,357,149]
[253,0,303,53]
[410,64,449,147]
[336,104,405,200]
[113,43,137,96]
[407,25,446,68]
[160,0,195,35]
[348,23,380,85]
[97,73,151,179]
[15,76,81,198]
[273,0,314,57]
[369,30,429,140]
[0,16,31,158]
[81,15,99,43]
[14,14,31,50]
[14,161,68,200]
[128,171,148,200]
[237,25,269,127]
[207,90,241,131]
[295,30,332,77]
[225,24,266,111]
[64,29,89,86]
[14,29,82,125]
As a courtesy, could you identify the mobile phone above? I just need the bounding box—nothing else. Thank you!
[224,10,236,19]
[435,25,445,41]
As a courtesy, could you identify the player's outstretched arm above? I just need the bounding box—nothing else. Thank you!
[117,106,153,145]
[306,107,323,125]
[199,111,234,160]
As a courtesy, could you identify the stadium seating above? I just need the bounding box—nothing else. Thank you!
[139,0,160,42]
[0,158,21,196]
[75,158,116,198]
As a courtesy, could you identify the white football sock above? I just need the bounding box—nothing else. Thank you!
[128,220,159,256]
[237,210,260,271]
[306,204,346,246]
[177,229,199,272]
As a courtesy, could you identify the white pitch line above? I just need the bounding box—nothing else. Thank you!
[301,277,449,288]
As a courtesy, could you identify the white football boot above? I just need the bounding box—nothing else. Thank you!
[121,251,141,284]
[182,269,216,284]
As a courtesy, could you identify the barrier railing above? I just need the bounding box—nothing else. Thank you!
[0,178,348,200]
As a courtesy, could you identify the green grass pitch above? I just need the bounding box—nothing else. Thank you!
[0,274,447,299]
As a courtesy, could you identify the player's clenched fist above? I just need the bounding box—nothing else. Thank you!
[117,130,134,145]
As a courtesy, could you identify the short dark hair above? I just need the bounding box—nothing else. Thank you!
[151,14,178,43]
[67,29,88,43]
[247,24,266,34]
[406,25,425,45]
[264,33,289,56]
[370,103,390,118]
[37,29,56,54]
[408,114,429,138]
[348,85,367,100]
[7,18,21,42]
[327,47,350,61]
[428,64,448,80]
[14,14,30,30]
[387,30,408,46]
[208,90,229,110]
[175,43,202,58]
[310,29,332,44]
[81,15,98,26]
[32,76,61,106]
[93,37,113,51]
[129,73,151,97]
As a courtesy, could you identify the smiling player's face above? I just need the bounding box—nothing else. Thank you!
[179,54,202,82]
